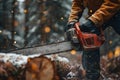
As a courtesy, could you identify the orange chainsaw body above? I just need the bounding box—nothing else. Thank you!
[74,22,104,50]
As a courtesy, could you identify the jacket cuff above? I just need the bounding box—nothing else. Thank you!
[88,15,103,27]
[68,20,78,23]
[68,20,78,24]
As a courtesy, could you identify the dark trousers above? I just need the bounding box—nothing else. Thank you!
[82,10,120,80]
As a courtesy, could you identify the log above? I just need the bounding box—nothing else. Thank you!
[0,61,25,80]
[0,53,91,80]
[1,52,120,80]
[0,53,61,80]
[25,56,59,80]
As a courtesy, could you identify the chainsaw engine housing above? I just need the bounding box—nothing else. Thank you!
[74,22,104,50]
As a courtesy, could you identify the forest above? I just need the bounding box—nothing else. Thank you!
[0,0,120,80]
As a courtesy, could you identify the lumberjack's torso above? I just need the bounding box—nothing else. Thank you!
[83,0,104,15]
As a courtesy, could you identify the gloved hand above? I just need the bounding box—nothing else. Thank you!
[64,21,76,32]
[64,21,76,41]
[80,19,100,35]
[65,21,81,50]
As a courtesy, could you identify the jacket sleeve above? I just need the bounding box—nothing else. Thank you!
[89,0,120,27]
[68,0,84,22]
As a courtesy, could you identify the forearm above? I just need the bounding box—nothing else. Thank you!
[68,0,84,22]
[89,0,120,27]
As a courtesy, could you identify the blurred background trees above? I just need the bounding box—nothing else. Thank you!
[0,0,120,54]
[0,0,71,50]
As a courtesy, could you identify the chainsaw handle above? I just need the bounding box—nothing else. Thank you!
[74,22,83,38]
[74,22,85,48]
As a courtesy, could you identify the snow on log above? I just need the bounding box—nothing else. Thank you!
[0,53,71,80]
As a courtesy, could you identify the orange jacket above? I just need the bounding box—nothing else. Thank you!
[68,0,120,27]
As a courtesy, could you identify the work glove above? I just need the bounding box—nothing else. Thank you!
[80,19,100,35]
[65,21,76,41]
[64,21,76,32]
[65,21,81,50]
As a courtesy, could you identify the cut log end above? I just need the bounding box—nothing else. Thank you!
[25,56,59,80]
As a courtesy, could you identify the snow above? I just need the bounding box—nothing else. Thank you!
[0,53,28,68]
[46,54,69,63]
[0,53,69,68]
[17,0,25,2]
[67,72,76,79]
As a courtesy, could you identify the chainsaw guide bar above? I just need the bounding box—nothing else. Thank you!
[7,41,73,55]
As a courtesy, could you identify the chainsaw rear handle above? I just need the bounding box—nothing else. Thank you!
[74,22,104,50]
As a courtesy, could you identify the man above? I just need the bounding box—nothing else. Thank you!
[65,0,120,80]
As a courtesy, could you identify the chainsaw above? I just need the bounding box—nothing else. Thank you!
[6,22,104,55]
